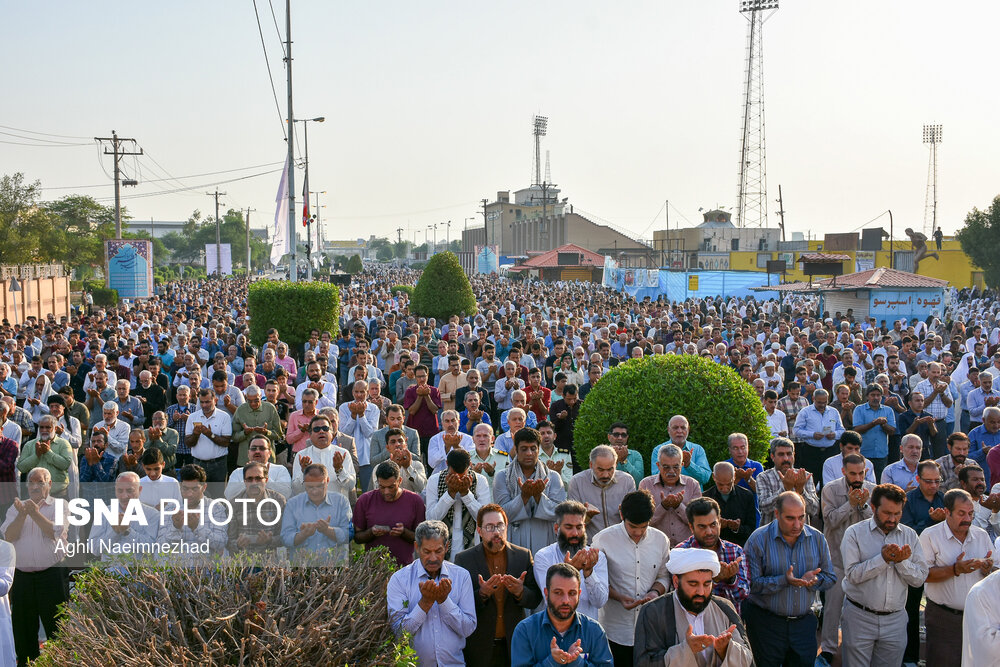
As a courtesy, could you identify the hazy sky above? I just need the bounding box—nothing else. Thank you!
[3,1,998,245]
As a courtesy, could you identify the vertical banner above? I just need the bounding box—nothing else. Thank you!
[270,155,290,267]
[105,239,153,299]
[206,244,233,276]
[475,245,499,273]
[602,255,619,287]
[855,251,875,272]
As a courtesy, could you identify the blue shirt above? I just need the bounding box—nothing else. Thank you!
[511,609,613,667]
[852,403,897,459]
[901,488,944,535]
[651,441,711,487]
[792,404,845,449]
[458,409,493,435]
[744,521,836,616]
[500,408,537,432]
[880,459,919,490]
[280,490,352,555]
[725,457,764,492]
[967,424,1000,456]
[967,387,1000,423]
[387,559,477,667]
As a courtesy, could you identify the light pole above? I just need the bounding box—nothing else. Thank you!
[445,220,451,250]
[294,116,324,280]
[310,189,327,263]
[433,223,438,254]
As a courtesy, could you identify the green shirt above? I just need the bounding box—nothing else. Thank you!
[617,448,645,487]
[231,401,284,465]
[17,437,73,495]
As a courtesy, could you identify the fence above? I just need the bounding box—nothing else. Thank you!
[0,266,71,323]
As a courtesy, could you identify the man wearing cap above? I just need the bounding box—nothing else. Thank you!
[634,547,752,666]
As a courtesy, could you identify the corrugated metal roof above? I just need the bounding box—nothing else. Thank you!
[798,253,852,262]
[519,244,605,268]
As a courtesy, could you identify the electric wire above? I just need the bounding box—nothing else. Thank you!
[252,0,287,139]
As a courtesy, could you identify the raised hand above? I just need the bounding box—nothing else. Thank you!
[332,450,345,472]
[713,624,737,659]
[979,493,1000,512]
[977,550,994,573]
[778,467,796,491]
[545,459,564,473]
[881,543,900,563]
[298,455,313,471]
[501,571,527,597]
[478,573,503,596]
[660,491,683,510]
[848,487,870,508]
[583,503,601,523]
[929,507,947,522]
[785,564,821,587]
[550,637,583,665]
[435,578,452,603]
[686,625,716,655]
[954,551,980,575]
[418,580,438,608]
[715,557,743,583]
[682,449,692,468]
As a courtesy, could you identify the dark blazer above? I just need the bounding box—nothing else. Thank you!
[703,483,759,546]
[455,542,542,666]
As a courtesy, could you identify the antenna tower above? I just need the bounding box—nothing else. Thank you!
[736,0,778,228]
[922,124,942,235]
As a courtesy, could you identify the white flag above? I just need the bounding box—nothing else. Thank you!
[270,154,290,267]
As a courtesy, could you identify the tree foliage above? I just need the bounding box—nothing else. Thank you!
[410,251,477,321]
[248,280,340,351]
[346,254,363,274]
[574,355,771,474]
[956,195,1000,287]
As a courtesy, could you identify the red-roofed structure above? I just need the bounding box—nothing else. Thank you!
[511,243,606,282]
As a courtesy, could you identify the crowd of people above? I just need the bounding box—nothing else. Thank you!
[0,267,998,666]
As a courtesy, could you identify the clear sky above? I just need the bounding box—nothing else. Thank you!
[3,1,998,245]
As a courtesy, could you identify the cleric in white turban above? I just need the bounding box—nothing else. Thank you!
[633,548,753,666]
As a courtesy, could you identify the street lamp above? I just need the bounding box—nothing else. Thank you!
[309,190,327,256]
[293,116,324,280]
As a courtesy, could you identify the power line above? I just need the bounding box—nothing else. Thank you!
[252,0,287,138]
[92,167,284,202]
[267,0,285,57]
[0,123,92,140]
[0,138,91,147]
[40,160,286,190]
[0,130,93,145]
[329,201,481,220]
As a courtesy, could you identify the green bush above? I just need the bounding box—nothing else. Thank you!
[574,354,771,476]
[35,549,413,666]
[90,287,118,307]
[391,284,414,298]
[346,254,364,274]
[410,252,477,321]
[248,279,340,351]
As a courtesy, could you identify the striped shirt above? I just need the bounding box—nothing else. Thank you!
[166,402,195,455]
[744,521,836,616]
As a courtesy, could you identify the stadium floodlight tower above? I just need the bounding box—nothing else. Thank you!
[532,115,548,186]
[735,0,779,229]
[922,124,942,235]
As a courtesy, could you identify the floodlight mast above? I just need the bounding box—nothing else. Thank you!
[922,124,943,235]
[533,115,548,187]
[736,0,778,229]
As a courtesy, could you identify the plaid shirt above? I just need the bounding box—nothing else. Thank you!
[8,406,34,443]
[776,395,810,435]
[166,402,195,455]
[227,488,286,553]
[675,536,750,611]
[914,379,949,420]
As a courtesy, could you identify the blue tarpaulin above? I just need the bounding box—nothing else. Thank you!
[605,267,780,302]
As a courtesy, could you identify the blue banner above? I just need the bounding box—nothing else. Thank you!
[869,289,944,322]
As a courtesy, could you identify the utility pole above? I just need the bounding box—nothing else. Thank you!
[245,207,256,275]
[445,220,451,250]
[481,198,489,247]
[776,184,786,242]
[206,189,226,275]
[396,227,403,244]
[284,0,297,282]
[95,131,142,237]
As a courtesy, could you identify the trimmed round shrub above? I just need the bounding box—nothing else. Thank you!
[248,279,340,351]
[574,354,770,476]
[410,251,477,321]
[391,284,414,298]
[90,287,118,307]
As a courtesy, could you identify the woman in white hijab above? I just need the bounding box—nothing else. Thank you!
[22,374,53,424]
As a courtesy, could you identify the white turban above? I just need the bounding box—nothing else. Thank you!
[667,548,720,577]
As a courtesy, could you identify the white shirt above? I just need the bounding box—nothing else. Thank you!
[533,541,609,620]
[337,402,380,466]
[821,453,876,487]
[0,541,14,666]
[918,521,992,609]
[224,464,292,501]
[186,408,233,460]
[427,431,475,474]
[83,368,117,394]
[424,470,491,560]
[139,475,182,508]
[962,569,1000,667]
[766,409,788,437]
[591,521,671,646]
[294,379,338,410]
[290,443,356,500]
[1,422,20,445]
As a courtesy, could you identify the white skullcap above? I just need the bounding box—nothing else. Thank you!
[667,548,720,577]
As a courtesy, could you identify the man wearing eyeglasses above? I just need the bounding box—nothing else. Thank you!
[455,504,542,667]
[224,435,292,500]
[290,414,356,502]
[226,460,286,555]
[900,459,947,667]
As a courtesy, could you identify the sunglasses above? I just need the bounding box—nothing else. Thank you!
[311,425,331,433]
